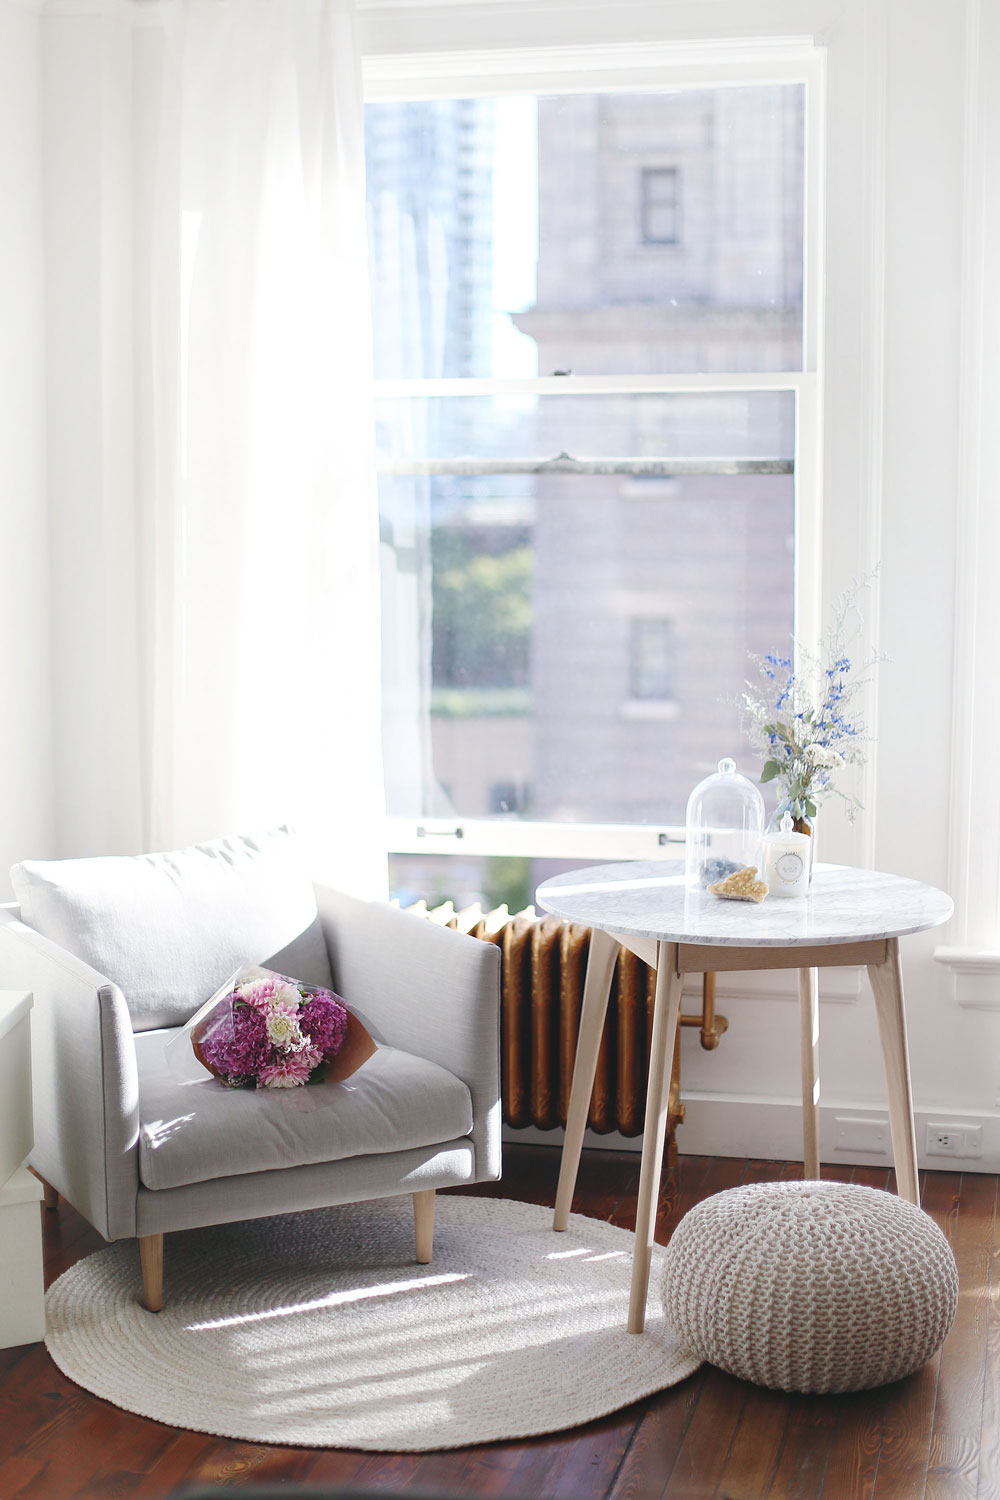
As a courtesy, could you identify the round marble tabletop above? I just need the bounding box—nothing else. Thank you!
[535,860,953,948]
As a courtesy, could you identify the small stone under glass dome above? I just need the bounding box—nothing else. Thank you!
[685,758,766,893]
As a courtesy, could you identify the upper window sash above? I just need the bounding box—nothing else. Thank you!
[364,45,825,380]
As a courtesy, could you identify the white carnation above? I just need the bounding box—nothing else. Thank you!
[265,1012,304,1050]
[274,982,303,1007]
[804,743,844,768]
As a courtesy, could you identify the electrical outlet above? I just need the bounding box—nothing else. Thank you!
[834,1116,890,1154]
[926,1122,984,1158]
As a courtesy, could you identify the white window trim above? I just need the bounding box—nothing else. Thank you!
[367,36,827,868]
[934,0,1000,1003]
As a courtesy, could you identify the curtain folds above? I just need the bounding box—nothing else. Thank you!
[124,0,385,894]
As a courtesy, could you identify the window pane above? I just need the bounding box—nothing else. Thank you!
[379,392,795,828]
[641,167,680,245]
[389,853,588,914]
[366,84,805,379]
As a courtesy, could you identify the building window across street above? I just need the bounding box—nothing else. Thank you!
[629,617,677,702]
[640,166,681,244]
[364,62,820,909]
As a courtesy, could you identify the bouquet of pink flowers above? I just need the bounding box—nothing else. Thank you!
[188,966,353,1089]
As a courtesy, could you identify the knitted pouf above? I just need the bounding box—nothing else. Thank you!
[662,1181,958,1393]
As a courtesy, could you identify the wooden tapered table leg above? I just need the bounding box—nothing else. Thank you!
[553,926,619,1232]
[867,937,920,1205]
[628,942,684,1334]
[798,967,821,1179]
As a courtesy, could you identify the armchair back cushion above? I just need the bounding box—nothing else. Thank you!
[11,827,333,1031]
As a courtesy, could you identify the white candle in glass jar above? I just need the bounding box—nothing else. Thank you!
[763,812,811,898]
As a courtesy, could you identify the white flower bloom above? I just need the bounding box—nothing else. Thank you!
[274,982,303,1008]
[265,1012,304,1051]
[804,743,844,768]
[262,1071,300,1088]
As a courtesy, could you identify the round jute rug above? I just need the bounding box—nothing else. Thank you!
[45,1195,699,1450]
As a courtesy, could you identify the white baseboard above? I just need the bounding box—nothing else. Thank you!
[503,1092,1000,1174]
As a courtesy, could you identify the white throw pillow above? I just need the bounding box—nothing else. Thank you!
[11,827,334,1031]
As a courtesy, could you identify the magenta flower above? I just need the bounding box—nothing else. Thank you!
[299,992,348,1061]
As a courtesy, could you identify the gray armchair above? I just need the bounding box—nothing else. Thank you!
[0,836,501,1312]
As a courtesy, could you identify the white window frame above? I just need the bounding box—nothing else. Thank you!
[365,40,826,868]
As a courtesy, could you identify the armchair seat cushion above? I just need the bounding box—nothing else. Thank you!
[134,1031,474,1192]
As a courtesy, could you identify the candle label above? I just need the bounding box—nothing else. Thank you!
[775,851,805,882]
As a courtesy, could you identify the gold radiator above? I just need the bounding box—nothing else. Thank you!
[401,900,727,1163]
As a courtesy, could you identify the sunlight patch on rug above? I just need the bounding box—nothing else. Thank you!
[44,1195,699,1450]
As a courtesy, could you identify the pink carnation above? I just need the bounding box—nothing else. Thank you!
[257,1046,322,1089]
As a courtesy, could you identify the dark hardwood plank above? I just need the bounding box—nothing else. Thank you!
[976,1158,1000,1500]
[851,1165,892,1191]
[924,1172,995,1500]
[2,1149,996,1500]
[765,1393,838,1500]
[713,1384,791,1499]
[608,1370,710,1500]
[818,1386,889,1500]
[0,1454,46,1499]
[661,1367,751,1499]
[128,1433,222,1499]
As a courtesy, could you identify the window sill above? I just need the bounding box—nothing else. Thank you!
[619,699,680,722]
[933,946,1000,1010]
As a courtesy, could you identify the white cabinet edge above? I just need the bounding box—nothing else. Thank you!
[0,1165,43,1206]
[0,990,32,1043]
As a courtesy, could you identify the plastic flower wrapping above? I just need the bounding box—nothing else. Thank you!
[167,965,375,1089]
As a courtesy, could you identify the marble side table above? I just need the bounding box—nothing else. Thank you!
[536,860,953,1334]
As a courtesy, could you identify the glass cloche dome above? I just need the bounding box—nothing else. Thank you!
[684,758,766,892]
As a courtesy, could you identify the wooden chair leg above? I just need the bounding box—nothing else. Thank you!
[413,1190,435,1264]
[139,1234,164,1312]
[40,1178,59,1211]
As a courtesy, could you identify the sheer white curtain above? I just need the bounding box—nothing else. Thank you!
[130,0,385,894]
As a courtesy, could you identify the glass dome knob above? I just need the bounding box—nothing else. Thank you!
[718,758,737,775]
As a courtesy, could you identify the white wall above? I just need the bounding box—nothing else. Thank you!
[360,0,1000,1169]
[3,0,996,1165]
[0,0,54,896]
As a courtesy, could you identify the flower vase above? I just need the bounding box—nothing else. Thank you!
[768,799,815,886]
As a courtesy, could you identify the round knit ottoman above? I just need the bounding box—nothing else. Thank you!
[662,1181,958,1393]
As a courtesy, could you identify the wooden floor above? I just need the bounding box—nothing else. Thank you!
[0,1145,996,1500]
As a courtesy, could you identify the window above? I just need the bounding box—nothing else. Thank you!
[365,54,821,905]
[641,167,681,244]
[629,618,676,701]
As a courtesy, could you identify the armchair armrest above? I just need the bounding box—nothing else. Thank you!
[0,909,139,1239]
[314,886,501,1181]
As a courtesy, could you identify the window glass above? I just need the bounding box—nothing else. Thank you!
[630,618,676,700]
[389,853,590,916]
[366,84,805,379]
[641,167,681,245]
[380,459,794,825]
